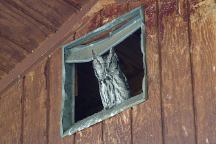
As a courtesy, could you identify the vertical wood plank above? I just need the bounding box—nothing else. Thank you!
[48,48,75,144]
[75,11,103,144]
[103,110,131,144]
[0,81,22,144]
[76,123,103,144]
[128,1,164,144]
[158,0,196,143]
[101,3,132,144]
[100,3,128,25]
[23,59,48,144]
[189,0,216,143]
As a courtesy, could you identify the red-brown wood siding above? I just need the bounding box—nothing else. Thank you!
[0,0,216,144]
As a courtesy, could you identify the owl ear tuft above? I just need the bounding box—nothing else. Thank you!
[92,49,97,60]
[109,48,115,58]
[92,49,101,64]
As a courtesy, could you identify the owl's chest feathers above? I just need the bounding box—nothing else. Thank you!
[98,71,121,89]
[99,73,129,103]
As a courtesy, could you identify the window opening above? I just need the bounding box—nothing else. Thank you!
[61,6,147,137]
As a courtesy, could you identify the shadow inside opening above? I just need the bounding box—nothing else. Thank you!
[75,28,144,122]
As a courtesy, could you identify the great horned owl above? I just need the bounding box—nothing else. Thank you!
[92,48,130,109]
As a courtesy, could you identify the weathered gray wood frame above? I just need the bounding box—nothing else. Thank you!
[61,6,147,137]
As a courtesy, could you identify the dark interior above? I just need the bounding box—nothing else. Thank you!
[75,28,144,122]
[75,62,103,122]
[115,29,144,96]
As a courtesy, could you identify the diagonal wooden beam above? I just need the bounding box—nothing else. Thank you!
[0,0,99,94]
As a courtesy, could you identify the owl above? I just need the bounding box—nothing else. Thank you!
[92,48,130,109]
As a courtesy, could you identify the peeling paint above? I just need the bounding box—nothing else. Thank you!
[190,0,216,23]
[86,0,116,17]
[206,138,209,144]
[213,66,216,72]
[182,125,189,137]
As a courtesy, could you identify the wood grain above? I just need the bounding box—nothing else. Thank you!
[0,0,98,94]
[103,109,131,144]
[23,59,48,144]
[189,0,216,143]
[0,37,26,62]
[0,80,22,144]
[75,123,103,144]
[0,1,46,52]
[158,0,196,143]
[128,1,164,144]
[0,70,5,79]
[100,3,128,25]
[0,0,91,81]
[48,48,75,144]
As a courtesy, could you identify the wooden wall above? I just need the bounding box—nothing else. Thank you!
[0,0,216,144]
[0,0,86,79]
